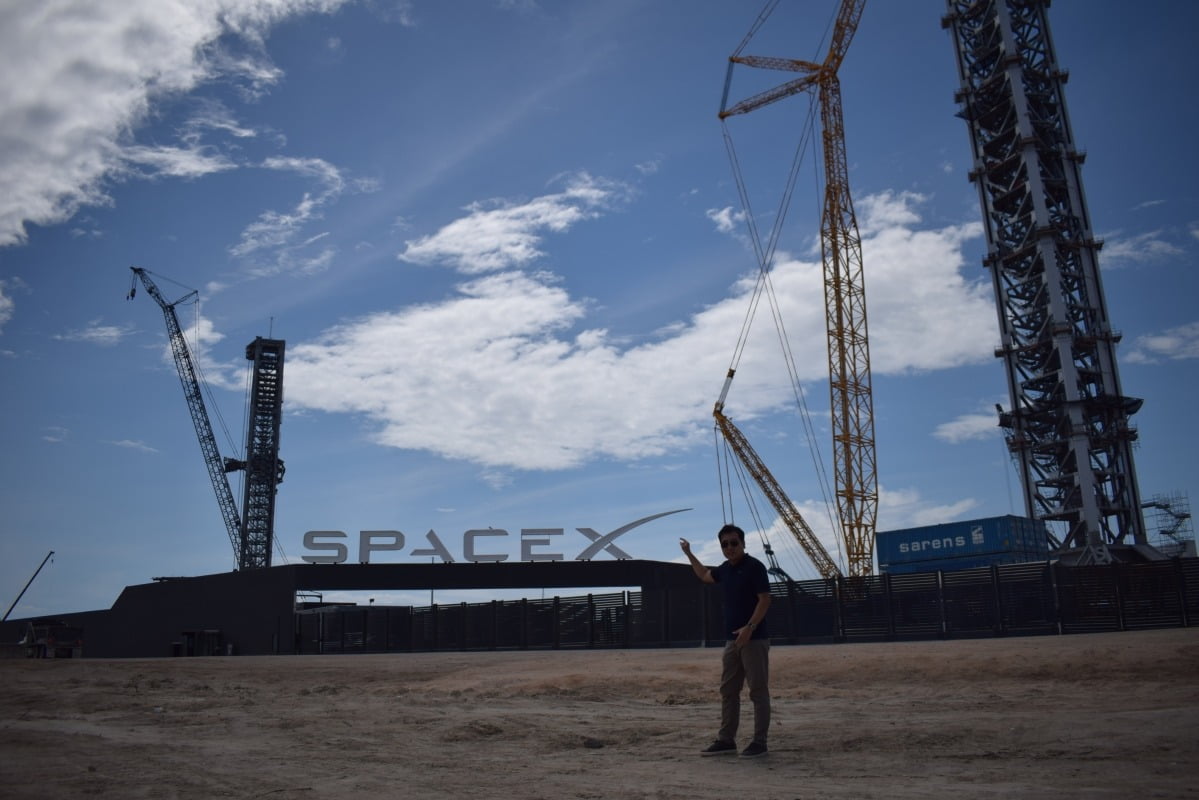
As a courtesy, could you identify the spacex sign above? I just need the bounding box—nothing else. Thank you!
[301,509,689,564]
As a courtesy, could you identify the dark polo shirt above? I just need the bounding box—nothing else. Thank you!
[712,553,770,640]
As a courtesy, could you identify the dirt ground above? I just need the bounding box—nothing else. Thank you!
[2,628,1197,799]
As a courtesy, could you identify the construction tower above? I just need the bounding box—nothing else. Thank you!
[236,337,286,569]
[943,1,1147,563]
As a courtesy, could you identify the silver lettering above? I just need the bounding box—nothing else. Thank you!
[301,531,348,564]
[358,530,405,564]
[300,508,690,564]
[464,529,508,562]
[410,529,455,563]
[574,509,688,560]
[521,529,564,562]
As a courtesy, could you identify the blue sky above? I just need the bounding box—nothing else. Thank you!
[2,0,1197,617]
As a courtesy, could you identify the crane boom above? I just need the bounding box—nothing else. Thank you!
[129,267,243,566]
[714,400,841,579]
[718,0,877,578]
[817,10,877,579]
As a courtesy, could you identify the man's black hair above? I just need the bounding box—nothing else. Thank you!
[717,523,745,544]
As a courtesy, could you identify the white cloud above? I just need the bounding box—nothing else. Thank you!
[0,0,350,248]
[399,173,626,274]
[43,426,69,444]
[228,156,364,277]
[857,189,923,235]
[109,439,159,454]
[0,281,15,333]
[369,0,417,26]
[706,206,746,235]
[856,196,991,373]
[1124,321,1199,364]
[121,144,236,179]
[285,188,994,472]
[135,301,239,390]
[934,412,999,444]
[1099,229,1184,268]
[55,320,136,346]
[181,100,259,144]
[877,486,979,531]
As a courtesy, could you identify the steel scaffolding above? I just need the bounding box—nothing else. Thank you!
[943,0,1146,563]
[238,337,286,570]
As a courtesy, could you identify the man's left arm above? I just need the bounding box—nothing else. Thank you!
[733,590,772,645]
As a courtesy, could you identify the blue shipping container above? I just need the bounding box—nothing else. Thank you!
[877,515,1048,573]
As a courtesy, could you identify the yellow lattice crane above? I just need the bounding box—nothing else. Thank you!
[718,0,877,578]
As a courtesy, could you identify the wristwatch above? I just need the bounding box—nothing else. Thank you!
[746,621,756,631]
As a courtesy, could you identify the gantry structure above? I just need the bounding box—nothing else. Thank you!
[943,0,1147,563]
[131,268,285,570]
[236,337,286,569]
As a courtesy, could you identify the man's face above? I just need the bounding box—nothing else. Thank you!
[719,534,743,560]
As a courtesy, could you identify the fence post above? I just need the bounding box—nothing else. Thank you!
[1113,563,1127,632]
[884,573,896,639]
[553,596,561,650]
[1176,560,1190,628]
[990,565,1003,635]
[588,594,595,648]
[661,587,670,646]
[782,581,796,643]
[490,600,498,651]
[520,598,529,650]
[937,570,948,638]
[1049,562,1063,635]
[834,576,845,642]
[623,591,632,648]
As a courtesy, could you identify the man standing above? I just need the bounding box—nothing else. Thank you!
[680,524,772,759]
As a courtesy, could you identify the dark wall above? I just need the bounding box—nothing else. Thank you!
[1,560,698,658]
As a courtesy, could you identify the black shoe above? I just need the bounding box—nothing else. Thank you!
[700,739,737,756]
[739,741,768,759]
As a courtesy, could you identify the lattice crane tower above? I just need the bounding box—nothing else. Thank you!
[238,337,286,570]
[943,0,1147,564]
[719,0,876,577]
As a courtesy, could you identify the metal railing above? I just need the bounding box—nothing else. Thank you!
[293,558,1199,654]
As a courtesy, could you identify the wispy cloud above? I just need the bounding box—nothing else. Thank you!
[55,320,135,347]
[121,144,236,179]
[1099,229,1184,268]
[228,156,374,278]
[0,0,351,248]
[934,410,1000,444]
[43,426,68,444]
[399,173,627,274]
[1124,321,1199,364]
[706,206,746,235]
[0,280,15,333]
[108,439,159,454]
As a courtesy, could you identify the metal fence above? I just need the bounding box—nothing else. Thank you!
[293,558,1199,654]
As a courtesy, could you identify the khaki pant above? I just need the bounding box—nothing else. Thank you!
[717,639,770,745]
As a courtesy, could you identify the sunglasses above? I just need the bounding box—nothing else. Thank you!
[720,539,741,549]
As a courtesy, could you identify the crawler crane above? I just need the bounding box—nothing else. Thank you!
[128,267,284,570]
[717,0,876,578]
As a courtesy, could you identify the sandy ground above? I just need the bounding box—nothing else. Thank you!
[2,628,1197,799]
